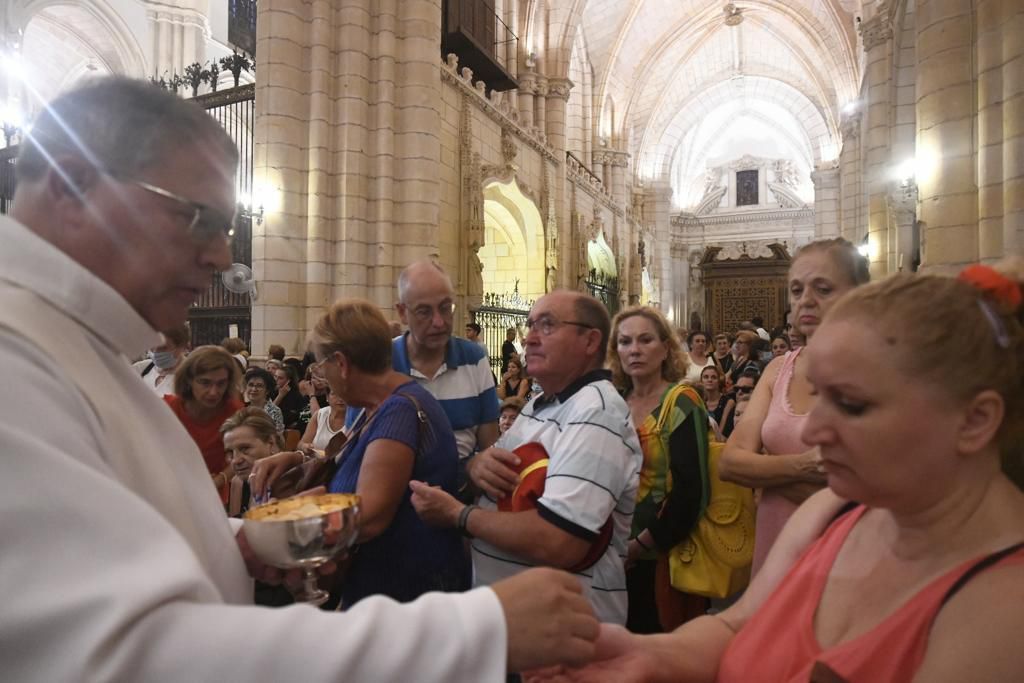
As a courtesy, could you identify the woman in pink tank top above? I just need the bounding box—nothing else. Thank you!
[551,255,1024,683]
[719,240,869,575]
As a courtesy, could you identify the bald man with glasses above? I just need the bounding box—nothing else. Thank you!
[412,290,641,624]
[393,261,501,500]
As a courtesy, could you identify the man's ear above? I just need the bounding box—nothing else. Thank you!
[395,302,408,326]
[957,389,1004,456]
[45,155,100,205]
[585,328,604,358]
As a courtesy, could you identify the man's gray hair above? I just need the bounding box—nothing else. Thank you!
[16,76,238,183]
[397,260,453,304]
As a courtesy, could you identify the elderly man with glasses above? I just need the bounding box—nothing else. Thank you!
[412,290,641,625]
[392,260,501,500]
[0,77,601,681]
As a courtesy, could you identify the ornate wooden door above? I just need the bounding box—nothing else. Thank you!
[700,243,791,336]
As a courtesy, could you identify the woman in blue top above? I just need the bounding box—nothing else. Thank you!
[258,299,469,607]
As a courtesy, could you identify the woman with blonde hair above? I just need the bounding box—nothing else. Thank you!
[720,237,870,575]
[699,364,731,442]
[551,260,1024,683]
[608,305,710,633]
[252,299,468,607]
[165,345,244,504]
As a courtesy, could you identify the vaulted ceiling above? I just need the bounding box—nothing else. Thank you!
[570,0,862,209]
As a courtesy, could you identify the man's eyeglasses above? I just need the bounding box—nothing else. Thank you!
[118,176,237,245]
[524,315,594,337]
[409,302,456,322]
[735,385,754,394]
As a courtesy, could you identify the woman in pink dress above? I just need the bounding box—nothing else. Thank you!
[718,238,869,575]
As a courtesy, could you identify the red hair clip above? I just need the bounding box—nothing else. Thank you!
[958,264,1022,311]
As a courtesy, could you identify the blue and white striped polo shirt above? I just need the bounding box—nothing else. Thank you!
[471,369,641,624]
[392,334,500,461]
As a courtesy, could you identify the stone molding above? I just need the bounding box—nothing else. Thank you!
[672,207,814,228]
[859,10,893,51]
[442,54,559,164]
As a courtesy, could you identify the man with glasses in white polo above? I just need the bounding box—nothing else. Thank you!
[393,260,500,499]
[0,77,600,681]
[411,290,641,625]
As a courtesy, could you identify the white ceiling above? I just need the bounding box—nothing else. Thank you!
[573,0,861,209]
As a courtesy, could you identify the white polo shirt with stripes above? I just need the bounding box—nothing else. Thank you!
[470,369,641,624]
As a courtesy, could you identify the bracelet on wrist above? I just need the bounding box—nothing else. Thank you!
[457,504,478,538]
[635,534,653,552]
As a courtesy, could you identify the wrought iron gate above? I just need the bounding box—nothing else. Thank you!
[188,84,255,349]
[585,269,621,317]
[0,145,17,215]
[471,287,533,376]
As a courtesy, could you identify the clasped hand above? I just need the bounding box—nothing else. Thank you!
[465,446,522,499]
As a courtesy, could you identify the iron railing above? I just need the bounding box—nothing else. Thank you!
[188,83,255,348]
[586,269,621,317]
[0,145,17,216]
[471,286,533,375]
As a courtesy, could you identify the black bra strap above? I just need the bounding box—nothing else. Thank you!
[940,541,1024,607]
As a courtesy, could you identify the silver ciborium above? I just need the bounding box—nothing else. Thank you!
[243,493,361,606]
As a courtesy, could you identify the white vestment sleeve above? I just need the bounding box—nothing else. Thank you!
[0,335,507,682]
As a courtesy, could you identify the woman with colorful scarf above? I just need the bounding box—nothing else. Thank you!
[609,306,711,633]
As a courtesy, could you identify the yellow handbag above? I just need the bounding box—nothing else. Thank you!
[668,439,756,598]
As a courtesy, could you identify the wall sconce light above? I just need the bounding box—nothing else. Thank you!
[237,190,264,226]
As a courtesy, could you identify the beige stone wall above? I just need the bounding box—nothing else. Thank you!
[252,0,444,353]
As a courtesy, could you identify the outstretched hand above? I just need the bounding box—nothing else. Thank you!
[523,625,657,683]
[409,480,462,528]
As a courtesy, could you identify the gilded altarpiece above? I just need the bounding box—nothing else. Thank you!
[700,242,791,335]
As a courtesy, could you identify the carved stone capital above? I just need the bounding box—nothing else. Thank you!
[810,167,840,187]
[840,111,862,140]
[533,76,549,97]
[517,72,537,91]
[859,12,893,51]
[546,78,574,100]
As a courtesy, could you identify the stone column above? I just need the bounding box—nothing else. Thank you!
[609,150,630,208]
[916,0,978,269]
[859,8,895,277]
[517,71,536,129]
[533,76,548,140]
[976,0,1024,258]
[0,6,23,128]
[887,183,918,271]
[811,165,841,237]
[838,111,864,242]
[143,3,209,80]
[545,77,573,151]
[252,0,443,353]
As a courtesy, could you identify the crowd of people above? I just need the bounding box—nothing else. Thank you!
[2,76,1022,682]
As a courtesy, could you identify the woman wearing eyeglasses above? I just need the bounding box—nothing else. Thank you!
[252,299,469,608]
[164,345,245,504]
[719,238,869,575]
